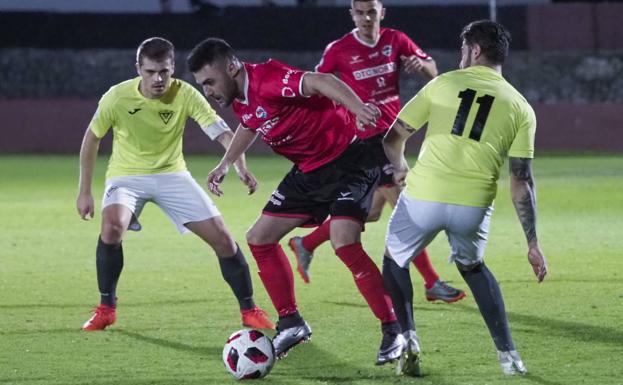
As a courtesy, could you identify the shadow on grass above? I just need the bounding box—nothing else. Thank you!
[523,373,567,385]
[273,341,436,385]
[455,303,623,346]
[111,329,222,357]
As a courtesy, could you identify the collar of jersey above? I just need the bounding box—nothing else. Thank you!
[351,28,382,48]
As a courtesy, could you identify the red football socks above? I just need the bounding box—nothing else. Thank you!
[335,243,396,323]
[248,243,298,317]
[301,220,331,252]
[412,249,440,289]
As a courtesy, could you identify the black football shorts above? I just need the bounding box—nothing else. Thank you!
[262,139,380,226]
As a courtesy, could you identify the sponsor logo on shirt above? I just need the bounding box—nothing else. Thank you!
[368,52,380,59]
[352,62,397,80]
[257,117,280,136]
[128,108,141,115]
[242,113,253,123]
[382,44,393,57]
[282,69,296,84]
[255,106,267,119]
[376,77,386,88]
[281,86,296,98]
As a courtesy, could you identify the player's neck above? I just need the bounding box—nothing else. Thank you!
[355,29,380,45]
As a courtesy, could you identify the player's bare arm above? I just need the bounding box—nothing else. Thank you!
[509,157,548,282]
[401,56,438,80]
[77,128,101,220]
[301,72,380,127]
[207,125,258,196]
[383,119,416,186]
[215,130,258,194]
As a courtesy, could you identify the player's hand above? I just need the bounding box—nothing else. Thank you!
[392,159,409,187]
[400,55,424,74]
[527,243,547,283]
[355,102,381,131]
[77,192,94,220]
[235,167,258,195]
[207,162,230,196]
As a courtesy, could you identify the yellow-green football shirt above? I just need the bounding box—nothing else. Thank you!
[398,65,536,207]
[90,77,226,178]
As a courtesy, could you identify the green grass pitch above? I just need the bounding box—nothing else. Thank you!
[1,154,622,384]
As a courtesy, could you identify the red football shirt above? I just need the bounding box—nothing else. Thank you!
[316,28,430,138]
[232,60,356,173]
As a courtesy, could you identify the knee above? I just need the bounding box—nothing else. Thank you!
[213,232,237,257]
[246,226,270,245]
[101,220,125,244]
[456,261,484,277]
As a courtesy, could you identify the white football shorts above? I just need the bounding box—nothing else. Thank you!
[386,193,493,268]
[101,171,221,234]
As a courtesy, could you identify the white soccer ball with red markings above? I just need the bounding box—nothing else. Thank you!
[222,329,275,380]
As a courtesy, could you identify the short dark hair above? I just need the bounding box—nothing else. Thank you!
[460,20,511,65]
[136,37,174,65]
[187,38,236,73]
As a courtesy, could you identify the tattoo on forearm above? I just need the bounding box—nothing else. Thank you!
[514,190,537,243]
[510,157,532,181]
[509,157,537,243]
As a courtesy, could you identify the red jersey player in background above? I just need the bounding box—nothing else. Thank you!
[289,0,466,308]
[187,38,405,365]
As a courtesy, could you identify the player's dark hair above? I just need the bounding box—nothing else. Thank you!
[136,37,174,65]
[187,38,236,73]
[460,20,511,65]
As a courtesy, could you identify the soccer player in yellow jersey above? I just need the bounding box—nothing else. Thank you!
[76,37,274,332]
[382,21,548,376]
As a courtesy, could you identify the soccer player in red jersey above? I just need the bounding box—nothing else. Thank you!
[187,38,405,364]
[289,0,466,307]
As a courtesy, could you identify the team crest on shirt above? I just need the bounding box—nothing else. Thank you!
[255,106,267,119]
[382,44,393,57]
[159,110,174,124]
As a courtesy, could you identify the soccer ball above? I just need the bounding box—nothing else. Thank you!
[222,329,275,380]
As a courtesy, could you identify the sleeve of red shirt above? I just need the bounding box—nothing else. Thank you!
[315,40,338,73]
[260,60,310,102]
[397,30,430,60]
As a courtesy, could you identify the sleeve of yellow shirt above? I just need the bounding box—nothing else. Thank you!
[397,79,433,132]
[508,102,536,159]
[185,84,229,140]
[89,89,116,139]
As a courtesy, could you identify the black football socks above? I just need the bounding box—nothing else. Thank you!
[458,262,515,351]
[96,236,124,307]
[382,256,415,333]
[218,245,255,311]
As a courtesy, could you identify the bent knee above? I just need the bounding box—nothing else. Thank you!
[101,220,126,243]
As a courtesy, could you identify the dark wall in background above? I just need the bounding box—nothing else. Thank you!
[2,100,621,154]
[0,6,528,51]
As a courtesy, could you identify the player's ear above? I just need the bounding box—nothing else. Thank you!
[472,43,482,60]
[380,6,386,21]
